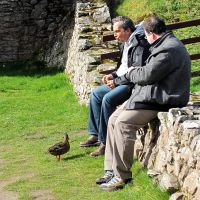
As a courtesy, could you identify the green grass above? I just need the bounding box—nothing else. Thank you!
[191,76,200,92]
[114,0,200,22]
[0,71,169,199]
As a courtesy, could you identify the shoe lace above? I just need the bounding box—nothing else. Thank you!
[107,176,120,184]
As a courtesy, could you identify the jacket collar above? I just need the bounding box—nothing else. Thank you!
[125,32,138,47]
[120,29,146,51]
[150,31,173,51]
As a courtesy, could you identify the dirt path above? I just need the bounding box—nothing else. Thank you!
[0,174,20,200]
[30,189,55,200]
[0,167,55,200]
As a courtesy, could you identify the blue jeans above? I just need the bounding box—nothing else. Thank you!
[88,84,131,144]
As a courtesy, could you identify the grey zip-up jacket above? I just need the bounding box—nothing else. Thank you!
[123,31,191,110]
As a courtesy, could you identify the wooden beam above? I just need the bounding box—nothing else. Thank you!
[190,53,200,60]
[100,52,200,61]
[181,37,200,45]
[167,19,200,30]
[191,70,200,77]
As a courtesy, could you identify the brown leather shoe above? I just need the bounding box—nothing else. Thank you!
[90,143,105,157]
[80,135,100,147]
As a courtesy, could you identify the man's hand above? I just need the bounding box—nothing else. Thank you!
[102,74,113,84]
[106,80,115,89]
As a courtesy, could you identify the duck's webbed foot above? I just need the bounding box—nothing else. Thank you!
[56,155,61,161]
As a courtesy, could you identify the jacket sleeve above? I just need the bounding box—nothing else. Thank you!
[127,49,174,85]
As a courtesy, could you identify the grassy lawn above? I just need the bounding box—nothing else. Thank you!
[0,71,170,200]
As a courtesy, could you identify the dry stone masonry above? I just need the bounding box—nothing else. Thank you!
[65,0,118,104]
[0,0,75,67]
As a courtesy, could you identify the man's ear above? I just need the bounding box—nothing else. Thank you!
[126,28,132,34]
[152,32,158,40]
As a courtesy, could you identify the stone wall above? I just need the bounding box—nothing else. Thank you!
[65,0,118,104]
[134,101,200,200]
[0,0,75,67]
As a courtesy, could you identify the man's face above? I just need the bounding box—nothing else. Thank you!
[113,22,132,42]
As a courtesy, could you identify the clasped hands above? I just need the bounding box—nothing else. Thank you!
[102,74,115,89]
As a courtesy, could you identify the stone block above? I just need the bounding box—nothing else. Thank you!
[159,173,180,192]
[96,63,116,74]
[169,192,185,200]
[182,171,200,195]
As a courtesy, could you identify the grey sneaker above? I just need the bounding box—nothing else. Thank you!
[99,176,132,191]
[96,170,114,185]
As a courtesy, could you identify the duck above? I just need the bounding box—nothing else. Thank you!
[48,133,70,161]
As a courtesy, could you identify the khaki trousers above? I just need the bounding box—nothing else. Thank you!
[104,102,158,179]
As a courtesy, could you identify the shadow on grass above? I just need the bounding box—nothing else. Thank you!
[0,61,65,77]
[62,153,87,161]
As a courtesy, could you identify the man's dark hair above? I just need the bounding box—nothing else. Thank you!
[143,15,166,34]
[112,16,136,32]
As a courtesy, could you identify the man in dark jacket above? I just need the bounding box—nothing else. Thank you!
[96,15,191,190]
[80,16,150,157]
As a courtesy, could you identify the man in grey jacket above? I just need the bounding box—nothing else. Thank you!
[96,15,191,191]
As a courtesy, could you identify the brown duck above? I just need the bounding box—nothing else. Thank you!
[48,133,70,161]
